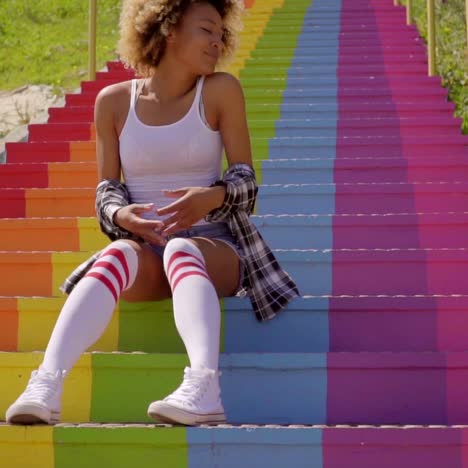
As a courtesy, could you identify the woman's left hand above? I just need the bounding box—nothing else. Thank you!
[157,186,225,236]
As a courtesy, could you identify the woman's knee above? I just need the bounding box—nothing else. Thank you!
[163,238,205,271]
[98,240,140,290]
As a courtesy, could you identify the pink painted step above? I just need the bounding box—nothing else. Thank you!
[334,181,468,213]
[325,351,468,425]
[329,248,468,296]
[257,212,468,250]
[328,295,468,353]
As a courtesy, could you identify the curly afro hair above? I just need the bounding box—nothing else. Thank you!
[118,0,245,76]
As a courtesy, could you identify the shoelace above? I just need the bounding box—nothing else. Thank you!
[21,370,60,402]
[165,371,209,406]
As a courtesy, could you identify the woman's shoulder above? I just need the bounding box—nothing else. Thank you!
[204,72,245,108]
[94,79,134,111]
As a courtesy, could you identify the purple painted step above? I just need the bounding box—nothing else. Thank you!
[328,295,468,353]
[326,351,468,425]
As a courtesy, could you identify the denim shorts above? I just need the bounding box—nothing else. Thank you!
[149,222,245,295]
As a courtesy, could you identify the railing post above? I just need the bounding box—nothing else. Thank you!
[407,0,413,25]
[466,0,468,48]
[427,0,436,76]
[88,0,97,81]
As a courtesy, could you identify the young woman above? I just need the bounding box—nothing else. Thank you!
[6,0,299,427]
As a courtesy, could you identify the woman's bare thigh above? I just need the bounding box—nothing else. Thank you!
[190,237,241,298]
[119,240,171,302]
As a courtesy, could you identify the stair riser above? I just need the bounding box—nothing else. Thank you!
[259,189,468,217]
[262,164,468,184]
[2,352,468,425]
[3,296,468,354]
[0,165,97,189]
[81,75,438,93]
[2,212,468,251]
[5,425,466,468]
[1,250,468,297]
[48,106,454,124]
[5,142,94,164]
[0,189,94,218]
[25,123,460,145]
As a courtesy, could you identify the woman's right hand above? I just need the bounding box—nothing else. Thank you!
[114,203,168,246]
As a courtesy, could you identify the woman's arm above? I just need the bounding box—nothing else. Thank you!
[94,86,122,181]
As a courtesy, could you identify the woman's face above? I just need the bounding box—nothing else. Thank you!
[167,2,224,75]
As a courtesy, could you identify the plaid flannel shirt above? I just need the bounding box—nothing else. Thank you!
[61,163,300,321]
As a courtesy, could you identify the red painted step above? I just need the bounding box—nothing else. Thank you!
[0,162,97,188]
[0,190,26,218]
[5,141,95,163]
[28,123,92,143]
[5,142,70,163]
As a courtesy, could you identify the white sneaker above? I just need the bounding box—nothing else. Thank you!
[147,367,227,426]
[5,365,66,425]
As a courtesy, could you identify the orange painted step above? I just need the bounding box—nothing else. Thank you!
[25,188,95,217]
[0,252,52,296]
[0,218,80,251]
[0,188,95,217]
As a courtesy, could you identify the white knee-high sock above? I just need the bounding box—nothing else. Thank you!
[163,238,221,371]
[42,241,138,374]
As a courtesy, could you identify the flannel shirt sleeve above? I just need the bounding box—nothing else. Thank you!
[205,163,258,222]
[95,179,139,241]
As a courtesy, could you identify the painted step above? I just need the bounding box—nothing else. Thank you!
[3,294,468,354]
[261,157,468,183]
[48,100,455,125]
[5,141,95,164]
[3,351,468,424]
[79,71,439,95]
[27,123,94,143]
[2,210,468,253]
[253,212,468,250]
[2,248,468,297]
[0,188,94,218]
[38,116,462,141]
[264,135,468,158]
[3,424,468,468]
[240,63,428,77]
[0,217,104,252]
[258,182,468,215]
[0,162,97,188]
[272,118,462,138]
[244,55,428,66]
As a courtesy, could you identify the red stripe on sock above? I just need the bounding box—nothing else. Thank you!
[172,270,211,292]
[84,271,118,302]
[167,251,204,274]
[93,260,124,292]
[168,261,206,286]
[99,248,130,288]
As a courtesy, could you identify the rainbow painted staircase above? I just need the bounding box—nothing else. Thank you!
[2,0,468,466]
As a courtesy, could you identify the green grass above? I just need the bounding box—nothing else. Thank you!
[402,0,468,133]
[0,0,121,93]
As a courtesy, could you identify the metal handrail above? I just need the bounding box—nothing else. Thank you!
[88,0,97,81]
[396,0,468,77]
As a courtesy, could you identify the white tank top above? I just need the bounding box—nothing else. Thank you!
[119,75,224,226]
